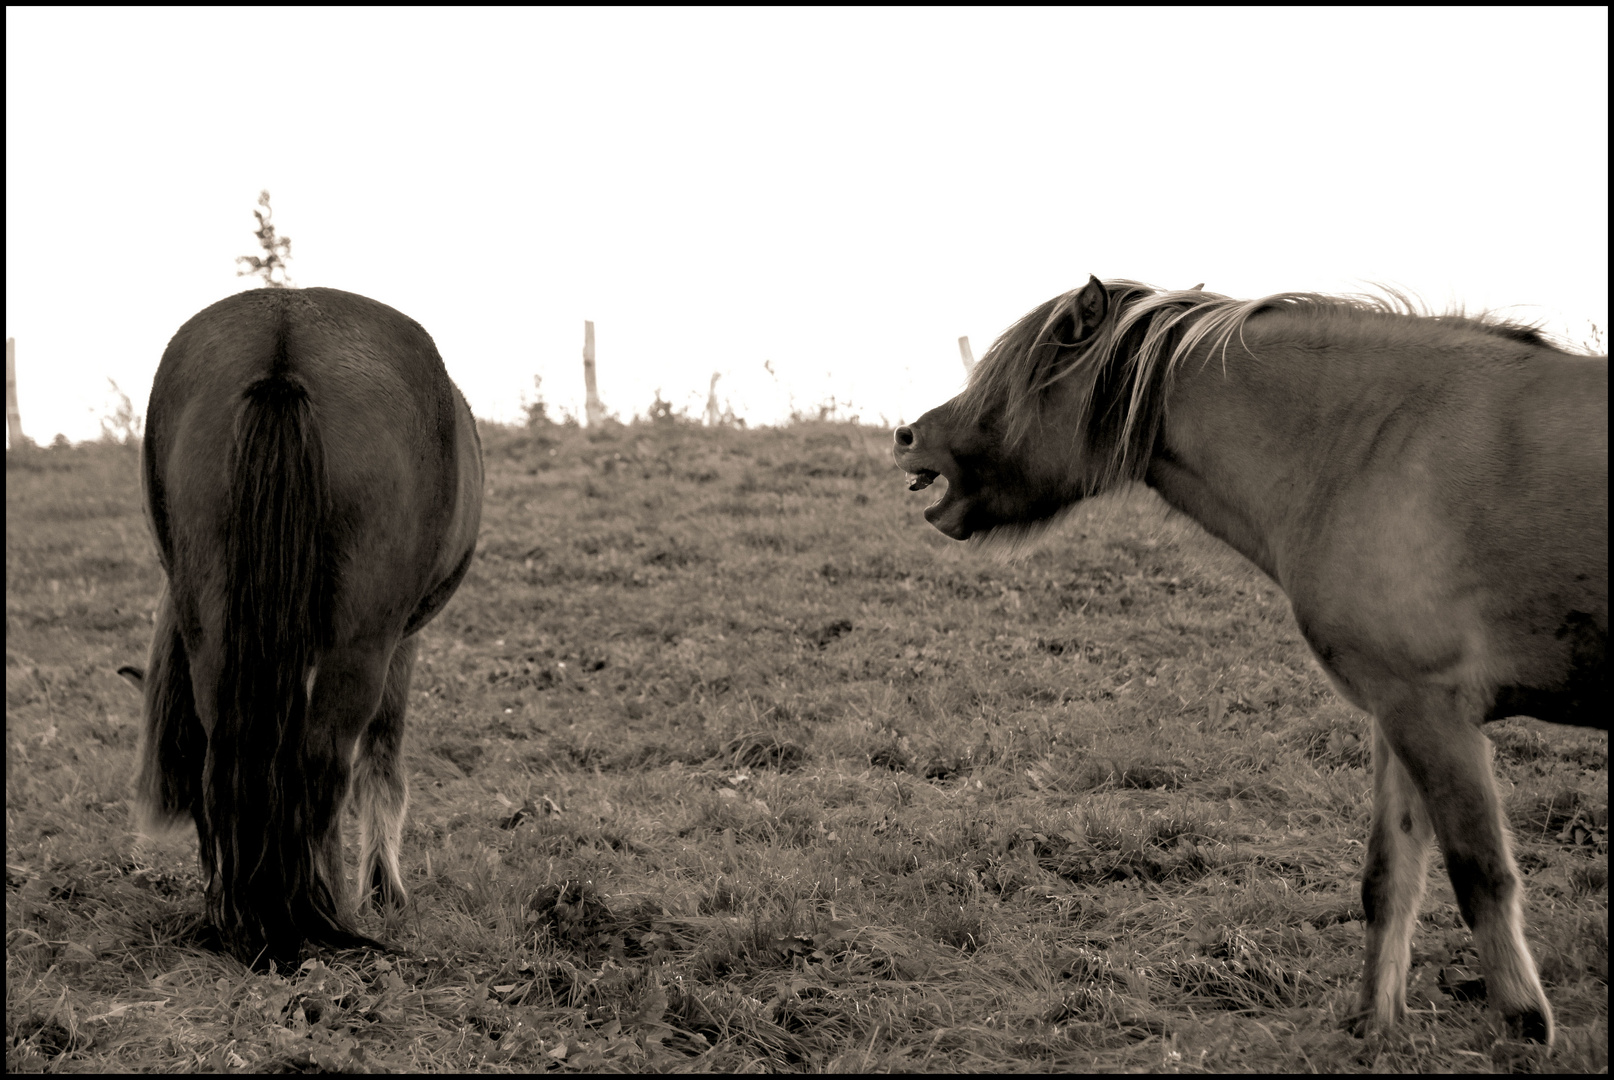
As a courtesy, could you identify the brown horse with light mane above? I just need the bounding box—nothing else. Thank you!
[125,287,483,966]
[894,276,1606,1045]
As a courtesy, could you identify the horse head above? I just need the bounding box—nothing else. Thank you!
[893,275,1113,547]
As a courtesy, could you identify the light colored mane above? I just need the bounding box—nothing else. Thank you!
[958,279,1559,494]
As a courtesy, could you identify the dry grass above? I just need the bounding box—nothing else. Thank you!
[6,423,1606,1073]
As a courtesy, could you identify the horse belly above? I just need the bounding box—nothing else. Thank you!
[1486,611,1607,728]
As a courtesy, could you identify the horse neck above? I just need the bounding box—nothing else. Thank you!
[1141,338,1363,586]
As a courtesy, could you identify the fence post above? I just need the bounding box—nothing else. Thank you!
[582,320,605,427]
[704,372,722,426]
[6,337,25,450]
[958,335,975,374]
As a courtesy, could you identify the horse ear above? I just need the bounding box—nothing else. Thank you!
[1069,275,1108,341]
[1030,276,1109,388]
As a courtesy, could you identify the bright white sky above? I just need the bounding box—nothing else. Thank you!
[6,7,1608,445]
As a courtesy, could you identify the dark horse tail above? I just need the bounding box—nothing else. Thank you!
[206,373,372,964]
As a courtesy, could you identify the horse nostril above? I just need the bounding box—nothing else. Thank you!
[894,426,915,448]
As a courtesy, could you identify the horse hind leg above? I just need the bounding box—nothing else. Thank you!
[133,589,206,836]
[1379,690,1554,1045]
[355,636,416,913]
[1354,719,1434,1035]
[297,642,398,951]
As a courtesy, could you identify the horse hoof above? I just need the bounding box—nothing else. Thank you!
[1503,1008,1553,1046]
[1344,995,1405,1040]
[1343,1007,1377,1039]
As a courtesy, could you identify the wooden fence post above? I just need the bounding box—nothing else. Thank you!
[582,320,605,427]
[958,335,975,374]
[6,337,25,450]
[704,372,721,426]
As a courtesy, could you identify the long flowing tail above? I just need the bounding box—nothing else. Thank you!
[204,373,360,964]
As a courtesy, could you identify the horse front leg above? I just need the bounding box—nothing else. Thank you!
[1376,686,1554,1045]
[1353,718,1434,1035]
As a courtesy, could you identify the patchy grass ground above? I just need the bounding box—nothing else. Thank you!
[6,421,1606,1073]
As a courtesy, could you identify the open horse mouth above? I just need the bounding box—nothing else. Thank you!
[902,466,970,539]
[905,469,939,492]
[903,466,969,537]
[894,423,970,539]
[921,478,971,539]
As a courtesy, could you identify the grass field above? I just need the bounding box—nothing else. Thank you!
[6,419,1606,1073]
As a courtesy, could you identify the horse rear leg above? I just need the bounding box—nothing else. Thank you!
[1378,690,1554,1045]
[299,642,396,948]
[354,636,416,912]
[1354,719,1434,1034]
[133,589,206,835]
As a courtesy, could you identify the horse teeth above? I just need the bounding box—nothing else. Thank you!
[907,472,935,491]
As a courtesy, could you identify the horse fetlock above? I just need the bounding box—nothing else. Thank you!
[1484,962,1555,1046]
[1352,928,1414,1038]
[372,882,407,914]
[1369,979,1408,1031]
[1346,988,1407,1039]
[1473,902,1554,1044]
[363,857,407,912]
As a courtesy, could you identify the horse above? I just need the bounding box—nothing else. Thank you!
[893,276,1606,1045]
[125,286,483,966]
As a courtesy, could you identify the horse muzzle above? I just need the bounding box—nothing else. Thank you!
[893,424,972,539]
[893,423,947,490]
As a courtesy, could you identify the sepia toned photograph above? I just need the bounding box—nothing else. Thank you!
[6,7,1605,1072]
